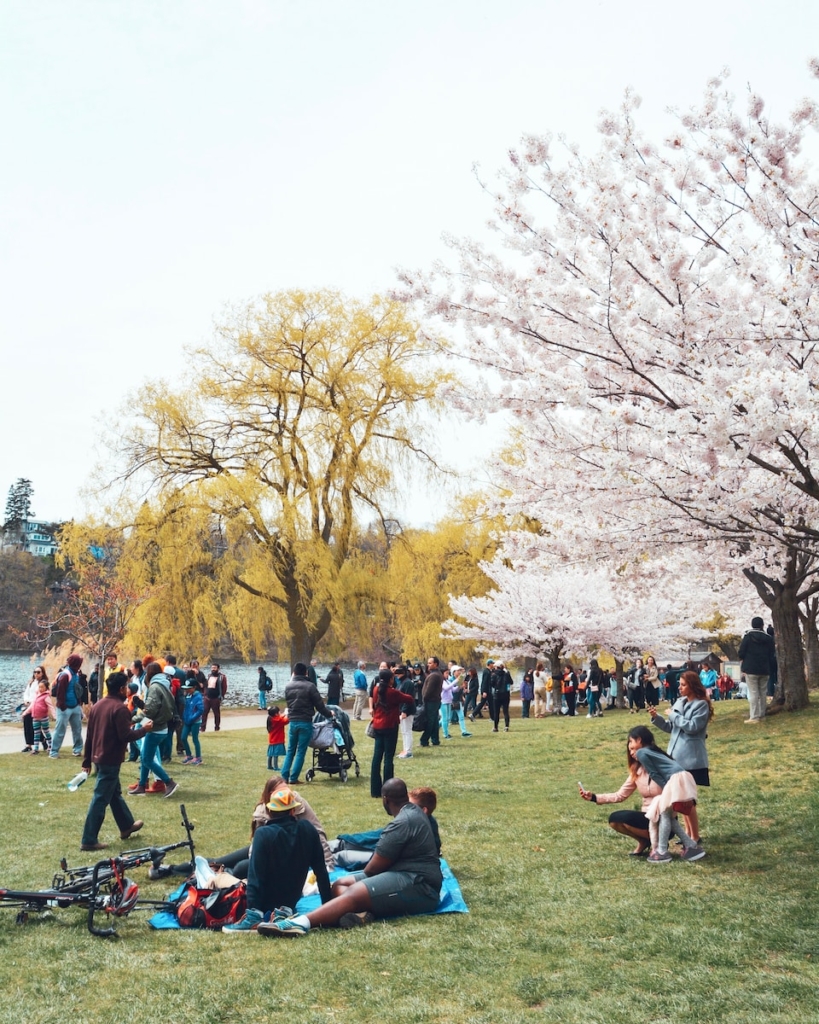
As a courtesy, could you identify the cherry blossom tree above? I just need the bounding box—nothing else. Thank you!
[443,544,713,677]
[404,65,819,709]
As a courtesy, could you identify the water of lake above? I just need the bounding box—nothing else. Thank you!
[0,653,344,722]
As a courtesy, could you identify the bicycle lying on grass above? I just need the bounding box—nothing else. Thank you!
[0,804,195,937]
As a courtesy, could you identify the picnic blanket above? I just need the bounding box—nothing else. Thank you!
[148,859,467,929]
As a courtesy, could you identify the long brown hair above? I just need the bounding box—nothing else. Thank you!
[626,725,663,780]
[680,671,715,720]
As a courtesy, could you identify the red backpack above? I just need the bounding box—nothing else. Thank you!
[175,883,246,929]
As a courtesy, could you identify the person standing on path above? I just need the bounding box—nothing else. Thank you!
[20,666,44,752]
[257,666,272,710]
[738,616,777,723]
[325,663,344,706]
[281,663,334,785]
[352,662,369,720]
[80,672,153,851]
[202,663,227,731]
[50,654,85,758]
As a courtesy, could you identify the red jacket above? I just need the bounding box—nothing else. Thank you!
[371,687,409,730]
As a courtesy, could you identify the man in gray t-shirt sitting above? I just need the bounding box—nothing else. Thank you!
[258,777,442,937]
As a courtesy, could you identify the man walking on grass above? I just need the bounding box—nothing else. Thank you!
[80,672,153,851]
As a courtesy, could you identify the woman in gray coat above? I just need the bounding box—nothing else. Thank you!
[648,670,713,843]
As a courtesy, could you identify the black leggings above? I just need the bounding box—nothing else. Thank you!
[493,693,510,728]
[211,846,250,879]
[608,809,649,837]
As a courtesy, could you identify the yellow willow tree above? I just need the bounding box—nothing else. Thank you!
[117,498,276,660]
[120,290,445,665]
[386,512,500,665]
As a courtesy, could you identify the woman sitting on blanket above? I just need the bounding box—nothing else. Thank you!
[209,776,333,879]
[579,726,705,863]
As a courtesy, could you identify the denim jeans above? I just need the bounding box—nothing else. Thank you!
[50,705,83,756]
[281,720,313,782]
[82,763,135,845]
[181,721,201,758]
[139,730,171,786]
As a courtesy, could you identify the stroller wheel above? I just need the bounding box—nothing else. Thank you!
[305,769,314,782]
[339,768,348,783]
[354,763,360,776]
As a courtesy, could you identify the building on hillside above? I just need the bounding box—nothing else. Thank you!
[1,519,59,557]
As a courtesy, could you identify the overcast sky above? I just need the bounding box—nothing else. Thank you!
[2,0,818,524]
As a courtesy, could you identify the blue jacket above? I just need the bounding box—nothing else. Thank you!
[652,698,709,770]
[183,690,204,726]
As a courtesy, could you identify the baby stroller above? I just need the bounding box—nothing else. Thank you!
[305,705,360,783]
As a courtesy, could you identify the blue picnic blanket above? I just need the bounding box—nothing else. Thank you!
[148,858,467,929]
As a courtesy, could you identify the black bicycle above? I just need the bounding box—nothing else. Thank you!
[0,803,195,937]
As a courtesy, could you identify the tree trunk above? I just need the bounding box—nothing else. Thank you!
[548,642,564,679]
[287,603,332,667]
[714,637,740,662]
[800,597,819,691]
[768,591,807,709]
[614,658,626,709]
[744,558,810,711]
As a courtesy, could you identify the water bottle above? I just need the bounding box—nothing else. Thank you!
[67,770,89,792]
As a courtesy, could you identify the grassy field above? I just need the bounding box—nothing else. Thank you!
[1,698,817,1024]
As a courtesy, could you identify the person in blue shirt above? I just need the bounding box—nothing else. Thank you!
[352,661,368,721]
[699,661,717,698]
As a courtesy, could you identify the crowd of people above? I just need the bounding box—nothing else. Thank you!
[12,613,779,900]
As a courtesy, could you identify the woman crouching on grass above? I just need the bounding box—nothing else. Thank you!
[578,725,704,862]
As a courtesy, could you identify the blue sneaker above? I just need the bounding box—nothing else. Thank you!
[222,908,264,934]
[257,917,309,937]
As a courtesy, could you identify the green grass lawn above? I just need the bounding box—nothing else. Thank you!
[1,699,818,1024]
